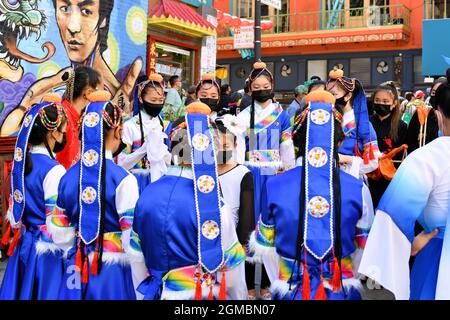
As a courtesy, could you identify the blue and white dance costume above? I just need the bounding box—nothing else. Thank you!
[237,101,295,222]
[133,108,247,300]
[334,78,380,177]
[118,78,172,193]
[47,95,145,300]
[250,93,374,300]
[0,98,66,300]
[359,136,450,300]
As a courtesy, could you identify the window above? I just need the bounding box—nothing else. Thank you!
[350,58,371,86]
[233,0,289,18]
[425,0,450,19]
[308,60,328,82]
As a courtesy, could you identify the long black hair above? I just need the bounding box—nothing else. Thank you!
[78,102,123,274]
[435,68,450,117]
[291,108,346,294]
[73,66,101,100]
[25,105,67,175]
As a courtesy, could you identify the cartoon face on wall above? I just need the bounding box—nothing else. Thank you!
[0,0,148,136]
[0,0,56,83]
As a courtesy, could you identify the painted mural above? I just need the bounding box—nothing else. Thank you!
[0,0,148,136]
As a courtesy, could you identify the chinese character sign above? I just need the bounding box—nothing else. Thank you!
[234,26,255,50]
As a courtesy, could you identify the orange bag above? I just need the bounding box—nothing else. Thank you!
[368,144,408,181]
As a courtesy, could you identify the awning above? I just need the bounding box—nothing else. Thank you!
[149,0,216,38]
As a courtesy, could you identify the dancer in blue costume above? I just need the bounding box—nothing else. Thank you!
[133,102,248,300]
[0,94,68,300]
[359,69,450,300]
[326,69,380,178]
[196,73,222,119]
[237,61,295,299]
[48,91,145,300]
[250,90,374,300]
[118,74,171,193]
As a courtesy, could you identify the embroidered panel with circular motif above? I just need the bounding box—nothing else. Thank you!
[197,175,216,194]
[192,133,210,152]
[310,109,331,125]
[14,147,23,162]
[307,147,328,168]
[307,196,330,218]
[81,187,97,204]
[84,113,100,128]
[24,115,33,128]
[82,150,99,167]
[202,220,220,240]
[13,190,23,204]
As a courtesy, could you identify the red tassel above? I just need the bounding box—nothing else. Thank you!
[194,274,202,300]
[302,263,311,300]
[75,244,82,272]
[315,261,327,300]
[208,285,214,300]
[330,256,342,292]
[369,144,375,161]
[91,250,99,275]
[315,277,327,300]
[7,227,21,256]
[1,222,11,246]
[81,255,89,284]
[218,272,227,300]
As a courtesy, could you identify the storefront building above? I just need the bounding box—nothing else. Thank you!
[147,0,217,87]
[214,0,426,97]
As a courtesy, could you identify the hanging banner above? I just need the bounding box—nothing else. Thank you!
[233,26,255,50]
[201,15,217,75]
[262,0,282,10]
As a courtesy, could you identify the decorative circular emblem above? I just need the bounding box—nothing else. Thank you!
[202,220,220,240]
[192,133,210,152]
[23,115,33,128]
[82,149,99,167]
[14,147,23,162]
[81,187,97,204]
[311,109,331,125]
[307,196,330,218]
[197,175,215,194]
[13,189,23,204]
[307,147,328,168]
[84,112,100,128]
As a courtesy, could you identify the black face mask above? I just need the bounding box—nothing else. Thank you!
[252,90,274,103]
[430,96,436,108]
[216,150,233,165]
[200,98,220,111]
[53,132,67,153]
[143,102,164,118]
[373,103,392,117]
[335,96,347,110]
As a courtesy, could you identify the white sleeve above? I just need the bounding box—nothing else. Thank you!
[280,139,296,170]
[358,211,411,300]
[115,174,147,297]
[117,142,148,170]
[351,183,374,277]
[43,165,66,215]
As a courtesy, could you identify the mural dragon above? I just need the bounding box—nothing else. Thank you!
[0,0,55,83]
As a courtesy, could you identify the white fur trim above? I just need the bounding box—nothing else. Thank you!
[126,246,146,264]
[270,279,292,297]
[247,231,277,264]
[88,251,130,266]
[35,240,63,255]
[45,215,75,247]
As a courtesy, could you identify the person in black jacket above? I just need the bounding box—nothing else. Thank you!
[369,83,408,207]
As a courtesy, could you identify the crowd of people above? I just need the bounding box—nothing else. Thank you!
[1,61,450,301]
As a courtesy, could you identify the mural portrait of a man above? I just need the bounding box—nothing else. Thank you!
[53,0,113,65]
